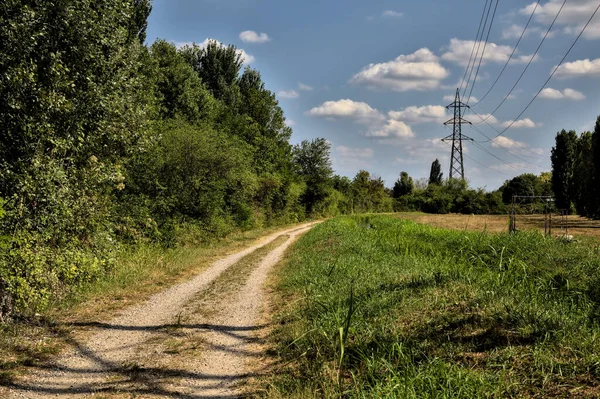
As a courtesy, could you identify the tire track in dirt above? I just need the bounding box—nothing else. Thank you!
[6,222,318,398]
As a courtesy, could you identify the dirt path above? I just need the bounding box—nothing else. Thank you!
[7,222,317,399]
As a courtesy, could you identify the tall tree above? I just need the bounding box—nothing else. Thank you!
[551,130,578,211]
[129,0,152,43]
[293,138,333,214]
[592,116,600,218]
[428,159,443,185]
[393,172,414,198]
[573,132,594,216]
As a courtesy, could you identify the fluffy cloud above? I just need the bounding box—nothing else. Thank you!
[239,30,271,44]
[175,39,255,63]
[554,58,600,78]
[501,118,541,128]
[298,82,313,91]
[539,87,586,100]
[521,0,600,39]
[278,90,299,99]
[441,38,537,66]
[350,48,449,91]
[364,120,415,138]
[502,24,527,40]
[388,105,447,124]
[491,137,544,155]
[307,99,384,123]
[382,10,403,18]
[471,113,500,125]
[336,146,374,159]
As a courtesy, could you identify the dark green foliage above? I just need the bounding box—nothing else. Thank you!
[129,0,152,43]
[592,116,600,218]
[293,139,333,215]
[393,172,414,198]
[551,129,578,211]
[428,159,443,185]
[499,173,552,204]
[573,132,594,216]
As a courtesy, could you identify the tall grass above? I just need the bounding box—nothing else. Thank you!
[266,215,600,398]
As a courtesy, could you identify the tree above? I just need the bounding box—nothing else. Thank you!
[429,159,443,185]
[129,0,152,43]
[293,138,333,214]
[393,172,414,198]
[179,40,243,105]
[592,116,600,218]
[573,132,594,216]
[551,130,578,211]
[150,40,216,123]
[501,173,552,204]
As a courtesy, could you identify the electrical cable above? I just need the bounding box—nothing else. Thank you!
[467,0,500,104]
[463,0,494,99]
[486,0,600,141]
[472,0,541,106]
[459,0,492,94]
[474,0,567,123]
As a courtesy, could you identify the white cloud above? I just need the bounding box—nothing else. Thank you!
[554,58,600,78]
[388,105,447,124]
[279,90,299,99]
[286,119,295,126]
[175,39,255,64]
[336,146,374,159]
[350,48,449,91]
[298,82,313,91]
[307,99,384,123]
[491,136,544,155]
[441,38,537,66]
[364,120,415,138]
[501,118,541,128]
[382,10,403,18]
[239,30,271,44]
[470,112,500,125]
[502,24,527,40]
[539,87,586,100]
[521,0,600,39]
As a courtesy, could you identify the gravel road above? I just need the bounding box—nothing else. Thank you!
[7,222,317,399]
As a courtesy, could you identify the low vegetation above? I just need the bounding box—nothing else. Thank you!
[266,215,600,398]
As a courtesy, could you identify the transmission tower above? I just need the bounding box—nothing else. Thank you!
[442,88,472,180]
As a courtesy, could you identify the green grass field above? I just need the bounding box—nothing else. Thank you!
[266,215,600,398]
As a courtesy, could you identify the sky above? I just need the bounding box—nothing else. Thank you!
[146,0,600,191]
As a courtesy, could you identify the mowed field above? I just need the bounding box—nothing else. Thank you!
[263,215,600,398]
[395,212,600,240]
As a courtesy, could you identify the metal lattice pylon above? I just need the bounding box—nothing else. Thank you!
[442,88,472,180]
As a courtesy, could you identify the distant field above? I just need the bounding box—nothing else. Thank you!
[394,212,600,240]
[265,215,600,398]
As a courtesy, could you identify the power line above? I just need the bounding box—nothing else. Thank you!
[463,0,494,99]
[469,124,542,169]
[472,0,541,107]
[467,0,499,104]
[459,0,492,94]
[487,0,600,141]
[474,0,567,122]
[441,139,510,177]
[468,107,545,158]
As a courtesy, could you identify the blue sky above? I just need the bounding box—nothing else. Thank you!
[146,0,600,190]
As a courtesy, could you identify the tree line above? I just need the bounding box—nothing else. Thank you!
[0,0,392,317]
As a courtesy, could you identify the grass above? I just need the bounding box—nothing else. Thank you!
[264,215,600,398]
[0,223,294,383]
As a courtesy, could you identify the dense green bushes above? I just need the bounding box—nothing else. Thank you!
[0,1,391,317]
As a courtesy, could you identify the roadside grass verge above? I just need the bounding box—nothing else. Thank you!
[265,215,600,398]
[0,223,294,383]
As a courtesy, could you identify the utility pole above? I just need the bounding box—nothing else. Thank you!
[442,88,472,180]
